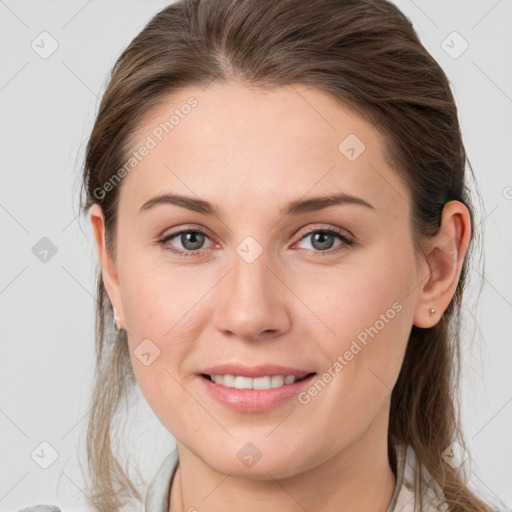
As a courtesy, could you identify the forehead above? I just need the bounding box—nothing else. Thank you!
[119,81,409,219]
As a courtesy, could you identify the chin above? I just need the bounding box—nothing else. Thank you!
[199,444,307,480]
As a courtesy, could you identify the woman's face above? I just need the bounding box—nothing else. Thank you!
[97,81,426,478]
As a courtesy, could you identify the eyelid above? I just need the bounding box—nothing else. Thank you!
[160,224,213,239]
[160,224,352,244]
[159,225,217,248]
[294,223,354,242]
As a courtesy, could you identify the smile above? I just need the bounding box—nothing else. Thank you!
[197,369,318,412]
[201,373,314,390]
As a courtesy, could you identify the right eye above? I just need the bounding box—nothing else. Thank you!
[159,228,216,257]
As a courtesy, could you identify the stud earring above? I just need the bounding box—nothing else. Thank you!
[113,307,122,331]
[429,307,436,316]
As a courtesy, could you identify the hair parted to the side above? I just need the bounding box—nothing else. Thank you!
[78,0,495,510]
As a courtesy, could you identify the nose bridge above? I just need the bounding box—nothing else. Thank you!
[228,231,276,300]
[232,245,271,299]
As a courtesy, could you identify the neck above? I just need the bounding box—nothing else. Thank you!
[169,403,396,512]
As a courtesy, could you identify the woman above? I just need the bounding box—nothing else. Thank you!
[19,0,499,511]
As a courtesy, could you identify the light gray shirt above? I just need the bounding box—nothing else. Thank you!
[18,443,445,512]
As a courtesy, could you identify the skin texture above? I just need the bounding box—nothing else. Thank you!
[90,81,471,512]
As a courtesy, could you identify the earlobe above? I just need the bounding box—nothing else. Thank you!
[89,204,125,328]
[413,201,471,328]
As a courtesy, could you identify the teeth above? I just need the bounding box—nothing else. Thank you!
[210,374,300,390]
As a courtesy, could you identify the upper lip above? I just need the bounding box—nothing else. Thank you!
[199,363,315,379]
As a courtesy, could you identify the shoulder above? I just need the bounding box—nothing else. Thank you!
[16,506,62,512]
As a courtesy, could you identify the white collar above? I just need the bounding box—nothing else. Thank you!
[392,444,447,511]
[144,443,445,512]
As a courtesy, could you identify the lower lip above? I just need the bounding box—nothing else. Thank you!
[197,374,317,412]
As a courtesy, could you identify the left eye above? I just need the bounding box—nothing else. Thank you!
[295,229,352,253]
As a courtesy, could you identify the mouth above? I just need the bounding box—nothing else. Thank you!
[199,372,316,390]
[197,367,318,412]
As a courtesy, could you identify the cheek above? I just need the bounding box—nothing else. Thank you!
[290,250,414,450]
[118,256,212,404]
[299,243,415,382]
[118,247,204,336]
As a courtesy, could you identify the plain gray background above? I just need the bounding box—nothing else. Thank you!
[1,1,511,510]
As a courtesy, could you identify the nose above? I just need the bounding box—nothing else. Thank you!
[212,250,292,341]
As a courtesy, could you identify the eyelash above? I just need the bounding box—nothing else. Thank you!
[158,226,354,258]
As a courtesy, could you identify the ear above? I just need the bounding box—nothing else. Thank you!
[413,200,471,328]
[89,203,124,328]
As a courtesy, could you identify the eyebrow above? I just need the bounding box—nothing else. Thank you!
[138,192,375,216]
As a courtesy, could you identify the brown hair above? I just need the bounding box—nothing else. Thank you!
[79,0,496,510]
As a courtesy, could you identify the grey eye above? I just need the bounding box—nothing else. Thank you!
[171,231,207,251]
[297,230,344,251]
